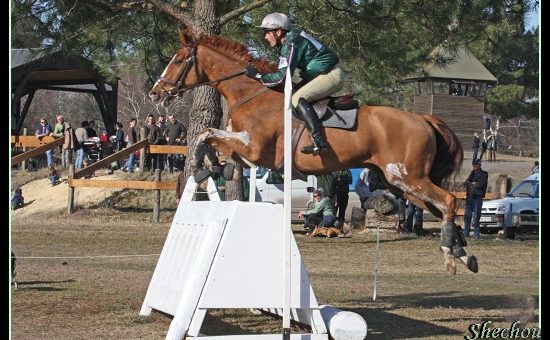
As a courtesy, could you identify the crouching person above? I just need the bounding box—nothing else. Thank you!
[49,166,60,186]
[11,188,24,210]
[298,189,337,234]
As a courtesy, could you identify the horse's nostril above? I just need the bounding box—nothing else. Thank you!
[149,91,159,100]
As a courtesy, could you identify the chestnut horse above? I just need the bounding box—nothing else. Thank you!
[149,31,478,275]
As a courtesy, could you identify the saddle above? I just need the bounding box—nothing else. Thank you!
[313,94,359,130]
[276,94,359,181]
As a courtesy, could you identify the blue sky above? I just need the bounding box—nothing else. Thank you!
[525,6,539,31]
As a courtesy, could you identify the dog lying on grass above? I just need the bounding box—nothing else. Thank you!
[309,226,342,238]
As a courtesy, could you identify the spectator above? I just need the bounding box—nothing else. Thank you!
[367,169,387,192]
[52,115,65,164]
[100,131,108,142]
[531,161,539,174]
[165,114,187,172]
[479,137,488,161]
[86,120,98,138]
[449,84,458,95]
[463,159,489,240]
[472,132,480,162]
[142,114,154,171]
[11,188,24,210]
[35,117,54,167]
[355,168,373,208]
[315,172,336,208]
[108,122,124,173]
[74,121,89,169]
[114,122,125,152]
[299,189,338,234]
[404,200,428,236]
[486,134,495,162]
[62,122,77,169]
[122,118,137,173]
[52,115,65,138]
[146,114,165,172]
[48,166,60,186]
[332,169,353,224]
[155,114,168,170]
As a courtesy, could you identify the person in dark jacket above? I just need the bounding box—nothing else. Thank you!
[244,12,345,155]
[463,159,489,240]
[11,188,24,210]
[472,132,480,161]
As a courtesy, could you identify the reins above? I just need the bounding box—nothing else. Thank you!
[178,70,246,94]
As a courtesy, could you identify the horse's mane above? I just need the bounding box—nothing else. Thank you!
[198,35,278,73]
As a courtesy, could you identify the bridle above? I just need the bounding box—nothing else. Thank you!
[156,42,246,97]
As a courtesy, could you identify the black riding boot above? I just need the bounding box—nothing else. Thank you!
[296,98,328,155]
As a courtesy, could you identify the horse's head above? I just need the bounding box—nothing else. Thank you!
[149,30,204,107]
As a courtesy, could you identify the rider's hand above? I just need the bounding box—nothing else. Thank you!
[244,65,261,80]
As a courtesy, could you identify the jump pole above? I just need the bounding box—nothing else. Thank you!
[282,67,293,339]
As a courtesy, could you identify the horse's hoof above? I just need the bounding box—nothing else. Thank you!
[467,256,479,273]
[194,169,211,183]
[222,163,235,181]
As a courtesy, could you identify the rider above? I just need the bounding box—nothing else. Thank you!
[243,12,345,155]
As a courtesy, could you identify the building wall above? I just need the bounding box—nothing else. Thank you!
[413,94,486,147]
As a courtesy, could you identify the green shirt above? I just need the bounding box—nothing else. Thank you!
[305,197,334,216]
[260,29,339,86]
[52,123,64,137]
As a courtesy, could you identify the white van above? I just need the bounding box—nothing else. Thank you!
[479,173,539,236]
[249,168,316,221]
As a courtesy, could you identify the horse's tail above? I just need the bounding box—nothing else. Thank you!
[422,115,463,186]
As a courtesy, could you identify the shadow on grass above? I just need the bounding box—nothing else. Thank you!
[15,279,76,291]
[350,306,462,339]
[343,292,539,339]
[199,312,256,335]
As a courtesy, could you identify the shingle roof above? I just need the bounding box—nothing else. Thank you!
[402,46,497,82]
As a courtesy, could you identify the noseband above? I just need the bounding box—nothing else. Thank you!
[156,42,246,97]
[157,43,198,96]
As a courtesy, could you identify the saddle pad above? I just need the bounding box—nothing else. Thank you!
[320,107,357,129]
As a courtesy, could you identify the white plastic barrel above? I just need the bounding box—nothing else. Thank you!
[319,304,368,340]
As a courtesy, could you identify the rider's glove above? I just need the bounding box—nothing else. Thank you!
[244,65,262,80]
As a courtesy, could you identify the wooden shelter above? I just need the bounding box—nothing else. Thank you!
[11,49,118,135]
[400,46,497,144]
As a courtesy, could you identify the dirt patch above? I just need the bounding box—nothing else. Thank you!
[11,172,125,220]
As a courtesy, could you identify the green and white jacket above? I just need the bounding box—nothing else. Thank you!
[260,29,339,86]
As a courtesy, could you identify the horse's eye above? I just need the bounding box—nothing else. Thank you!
[174,59,183,64]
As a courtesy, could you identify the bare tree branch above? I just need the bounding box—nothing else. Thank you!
[144,0,197,34]
[220,0,274,26]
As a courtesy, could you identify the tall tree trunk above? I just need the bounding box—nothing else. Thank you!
[183,0,222,183]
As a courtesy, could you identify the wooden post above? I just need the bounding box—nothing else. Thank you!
[153,169,161,222]
[139,127,146,173]
[493,175,510,199]
[22,128,27,170]
[67,163,75,214]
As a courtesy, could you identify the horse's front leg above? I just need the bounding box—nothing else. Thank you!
[191,128,253,182]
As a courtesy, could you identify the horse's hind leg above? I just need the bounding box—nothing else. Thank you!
[387,175,477,274]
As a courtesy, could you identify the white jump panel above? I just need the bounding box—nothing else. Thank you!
[140,201,328,339]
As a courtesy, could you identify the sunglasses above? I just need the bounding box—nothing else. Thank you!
[40,121,46,123]
[313,195,320,198]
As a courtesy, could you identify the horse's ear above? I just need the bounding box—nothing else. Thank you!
[177,27,193,46]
